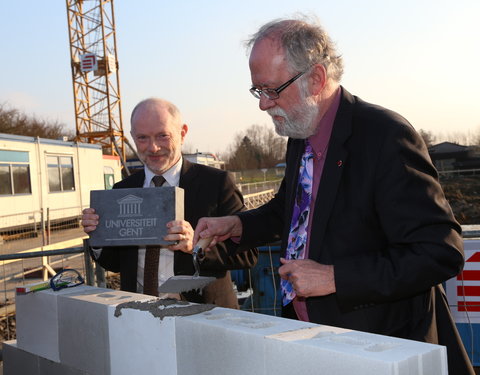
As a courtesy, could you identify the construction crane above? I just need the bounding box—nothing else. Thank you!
[65,0,131,174]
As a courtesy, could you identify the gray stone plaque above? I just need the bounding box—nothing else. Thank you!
[89,187,184,247]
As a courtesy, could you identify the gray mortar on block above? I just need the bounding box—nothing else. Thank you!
[114,298,216,320]
[157,275,216,293]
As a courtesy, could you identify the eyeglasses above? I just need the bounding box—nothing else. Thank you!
[249,70,308,100]
[50,269,85,291]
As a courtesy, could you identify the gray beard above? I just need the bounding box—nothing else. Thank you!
[268,101,319,139]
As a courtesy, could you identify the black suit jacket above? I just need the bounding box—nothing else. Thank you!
[95,160,257,308]
[238,87,473,374]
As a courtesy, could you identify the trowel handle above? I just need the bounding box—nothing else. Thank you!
[192,237,213,277]
[196,236,213,251]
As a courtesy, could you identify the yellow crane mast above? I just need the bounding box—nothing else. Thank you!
[65,0,129,174]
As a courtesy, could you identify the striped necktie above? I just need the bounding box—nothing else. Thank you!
[143,175,166,296]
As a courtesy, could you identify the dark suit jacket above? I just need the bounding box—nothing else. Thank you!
[95,160,258,309]
[238,87,473,374]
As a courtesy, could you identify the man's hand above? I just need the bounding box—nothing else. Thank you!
[165,220,194,254]
[279,258,336,298]
[193,216,243,248]
[81,208,99,234]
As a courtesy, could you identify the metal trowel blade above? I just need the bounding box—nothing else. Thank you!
[157,275,216,294]
[157,237,215,294]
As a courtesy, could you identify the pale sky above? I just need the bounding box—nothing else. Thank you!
[1,1,479,155]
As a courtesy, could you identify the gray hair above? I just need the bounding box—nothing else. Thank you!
[246,16,344,82]
[130,98,182,129]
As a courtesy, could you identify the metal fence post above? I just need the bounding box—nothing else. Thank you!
[41,208,46,246]
[83,239,95,286]
[46,207,51,245]
[95,264,106,288]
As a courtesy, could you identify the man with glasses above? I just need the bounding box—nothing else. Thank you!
[194,17,474,374]
[81,98,257,308]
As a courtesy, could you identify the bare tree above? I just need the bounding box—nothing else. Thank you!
[446,131,470,145]
[472,126,480,146]
[432,127,480,146]
[181,142,197,154]
[418,129,436,148]
[0,103,73,140]
[225,124,287,170]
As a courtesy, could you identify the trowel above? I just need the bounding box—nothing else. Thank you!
[157,237,216,294]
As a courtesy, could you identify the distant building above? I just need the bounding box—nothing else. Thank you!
[183,152,225,170]
[428,142,480,171]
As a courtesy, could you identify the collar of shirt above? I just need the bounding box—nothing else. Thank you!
[308,86,342,159]
[143,157,182,188]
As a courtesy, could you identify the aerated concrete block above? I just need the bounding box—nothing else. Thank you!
[175,307,319,375]
[12,285,450,375]
[264,329,447,375]
[15,285,101,362]
[109,300,179,375]
[176,308,447,375]
[3,340,40,375]
[2,340,91,375]
[57,288,155,375]
[39,356,90,375]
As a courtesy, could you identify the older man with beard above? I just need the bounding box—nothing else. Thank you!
[194,17,474,374]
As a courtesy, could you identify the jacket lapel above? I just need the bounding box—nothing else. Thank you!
[123,169,145,188]
[179,159,194,187]
[179,159,199,207]
[308,87,354,262]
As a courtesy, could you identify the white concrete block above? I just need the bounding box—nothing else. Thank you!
[3,340,40,375]
[15,285,99,362]
[13,285,449,375]
[2,339,91,375]
[109,300,179,375]
[39,356,90,375]
[264,329,447,375]
[57,287,154,375]
[175,307,318,375]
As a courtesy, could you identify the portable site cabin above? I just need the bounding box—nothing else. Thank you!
[0,133,122,233]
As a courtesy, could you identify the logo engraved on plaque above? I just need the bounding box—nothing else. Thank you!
[117,194,143,217]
